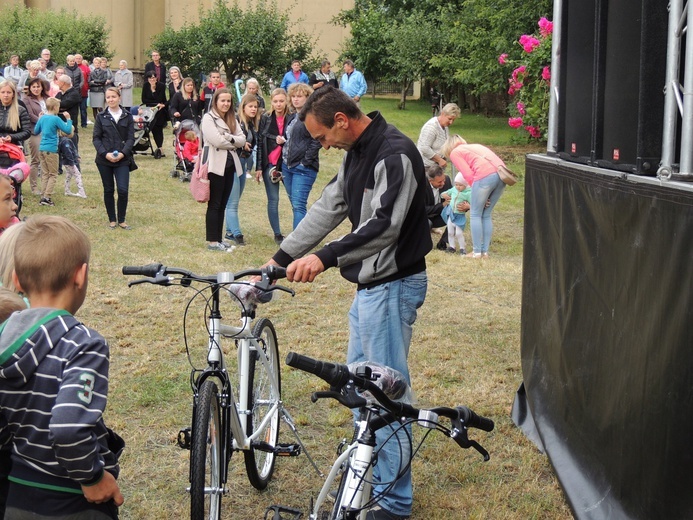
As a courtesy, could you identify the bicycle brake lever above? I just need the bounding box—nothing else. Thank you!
[127,275,173,288]
[311,390,341,403]
[273,285,295,297]
[469,440,490,461]
[127,277,157,287]
[450,426,491,461]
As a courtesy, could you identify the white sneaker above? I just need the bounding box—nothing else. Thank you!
[86,120,94,125]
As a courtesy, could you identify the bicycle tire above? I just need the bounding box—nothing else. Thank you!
[190,380,223,520]
[244,317,281,489]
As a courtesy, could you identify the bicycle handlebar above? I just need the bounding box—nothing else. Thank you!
[286,351,493,459]
[122,263,294,296]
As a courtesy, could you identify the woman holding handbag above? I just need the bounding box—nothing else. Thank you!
[93,87,136,230]
[200,88,245,252]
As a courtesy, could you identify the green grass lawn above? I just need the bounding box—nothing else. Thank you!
[21,98,569,519]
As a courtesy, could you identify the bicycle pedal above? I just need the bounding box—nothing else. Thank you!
[177,427,192,450]
[275,443,302,456]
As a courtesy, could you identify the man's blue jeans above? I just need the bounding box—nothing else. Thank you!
[225,156,251,237]
[346,272,428,517]
[470,172,505,254]
[282,163,317,229]
[261,164,282,236]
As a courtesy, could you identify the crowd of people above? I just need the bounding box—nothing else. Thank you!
[0,48,512,520]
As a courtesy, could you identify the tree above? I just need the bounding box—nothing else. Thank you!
[0,5,111,64]
[383,11,442,109]
[333,0,553,113]
[150,0,315,89]
[333,2,393,97]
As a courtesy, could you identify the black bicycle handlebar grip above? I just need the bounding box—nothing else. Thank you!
[122,263,162,277]
[266,265,287,281]
[286,352,351,388]
[459,406,494,432]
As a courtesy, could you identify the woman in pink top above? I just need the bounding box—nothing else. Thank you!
[442,134,507,258]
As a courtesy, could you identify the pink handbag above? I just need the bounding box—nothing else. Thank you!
[189,157,210,203]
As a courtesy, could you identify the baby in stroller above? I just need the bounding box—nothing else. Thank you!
[170,120,200,182]
[0,142,28,219]
[59,135,86,198]
[182,131,199,173]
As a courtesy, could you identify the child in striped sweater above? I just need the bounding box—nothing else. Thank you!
[0,215,124,518]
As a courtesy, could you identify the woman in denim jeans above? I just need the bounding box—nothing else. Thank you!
[443,134,507,258]
[282,83,321,229]
[224,94,260,246]
[255,88,288,245]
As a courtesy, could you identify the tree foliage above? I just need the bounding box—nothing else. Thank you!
[334,0,552,112]
[0,5,111,64]
[150,0,315,87]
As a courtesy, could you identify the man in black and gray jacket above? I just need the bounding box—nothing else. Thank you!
[266,86,430,520]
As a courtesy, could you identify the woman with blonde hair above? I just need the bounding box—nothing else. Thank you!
[224,93,261,245]
[244,77,265,111]
[0,80,30,146]
[441,134,507,258]
[169,77,203,126]
[282,82,321,228]
[255,87,289,244]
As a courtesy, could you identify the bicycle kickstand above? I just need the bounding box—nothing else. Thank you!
[280,405,324,477]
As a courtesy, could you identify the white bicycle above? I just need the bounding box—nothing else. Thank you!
[123,263,316,520]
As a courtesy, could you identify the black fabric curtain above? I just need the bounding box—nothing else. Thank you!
[515,155,693,519]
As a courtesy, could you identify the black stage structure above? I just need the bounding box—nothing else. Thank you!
[512,0,693,518]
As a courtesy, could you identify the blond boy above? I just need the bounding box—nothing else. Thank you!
[33,98,73,206]
[0,215,124,518]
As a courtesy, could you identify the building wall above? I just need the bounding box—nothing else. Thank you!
[17,0,353,70]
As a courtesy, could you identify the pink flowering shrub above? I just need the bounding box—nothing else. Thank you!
[500,17,552,140]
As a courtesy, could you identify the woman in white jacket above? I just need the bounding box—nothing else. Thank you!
[200,88,245,251]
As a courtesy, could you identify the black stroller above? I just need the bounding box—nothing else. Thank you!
[132,105,161,157]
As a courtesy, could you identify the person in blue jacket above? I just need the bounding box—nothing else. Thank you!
[340,59,367,105]
[279,60,309,90]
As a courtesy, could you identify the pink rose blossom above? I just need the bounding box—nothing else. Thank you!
[498,53,509,65]
[507,78,523,95]
[519,35,541,53]
[508,117,524,129]
[538,17,553,38]
[525,125,542,138]
[512,66,527,81]
[542,66,551,81]
[517,102,526,115]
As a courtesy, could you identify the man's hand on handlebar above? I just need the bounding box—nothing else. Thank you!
[287,254,324,283]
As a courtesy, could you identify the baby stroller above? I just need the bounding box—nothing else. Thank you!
[132,105,160,157]
[170,119,201,182]
[0,142,29,218]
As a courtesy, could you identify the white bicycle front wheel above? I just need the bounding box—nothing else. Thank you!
[244,317,281,489]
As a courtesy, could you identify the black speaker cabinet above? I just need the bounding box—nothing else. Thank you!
[556,0,668,175]
[557,0,600,164]
[597,0,668,175]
